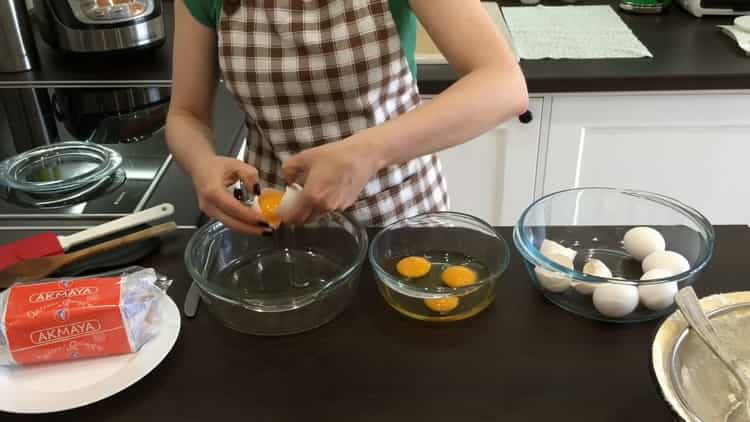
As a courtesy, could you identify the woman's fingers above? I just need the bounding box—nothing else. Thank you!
[204,184,268,225]
[209,208,269,235]
[281,152,310,185]
[283,184,341,225]
[226,160,260,193]
[282,192,316,226]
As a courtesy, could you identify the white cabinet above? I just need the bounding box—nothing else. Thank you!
[541,94,750,225]
[436,97,543,226]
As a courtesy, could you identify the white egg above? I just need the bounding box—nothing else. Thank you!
[574,259,613,295]
[639,269,678,310]
[535,253,573,293]
[573,282,597,295]
[642,251,690,275]
[623,227,666,261]
[641,268,674,281]
[539,239,577,262]
[593,283,639,318]
[274,183,302,220]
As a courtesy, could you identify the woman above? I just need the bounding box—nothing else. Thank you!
[166,0,527,234]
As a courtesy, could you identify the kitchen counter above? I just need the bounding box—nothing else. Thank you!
[421,0,750,93]
[0,1,747,93]
[2,225,748,421]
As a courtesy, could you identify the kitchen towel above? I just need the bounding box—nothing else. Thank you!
[501,5,653,60]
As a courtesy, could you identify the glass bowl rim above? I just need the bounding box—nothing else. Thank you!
[513,187,715,286]
[184,212,369,311]
[0,141,123,193]
[368,211,511,295]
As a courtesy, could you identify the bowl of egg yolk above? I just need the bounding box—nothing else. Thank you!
[369,212,510,322]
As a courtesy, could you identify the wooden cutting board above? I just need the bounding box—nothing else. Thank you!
[415,2,519,64]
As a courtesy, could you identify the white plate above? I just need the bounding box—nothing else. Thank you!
[0,295,180,414]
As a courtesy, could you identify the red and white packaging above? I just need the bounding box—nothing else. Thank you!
[0,268,171,366]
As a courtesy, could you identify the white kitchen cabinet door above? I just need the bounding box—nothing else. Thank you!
[542,94,750,225]
[436,97,543,226]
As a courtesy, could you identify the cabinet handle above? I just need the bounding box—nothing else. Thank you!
[518,110,533,124]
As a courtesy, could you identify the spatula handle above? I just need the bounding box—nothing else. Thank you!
[58,204,175,250]
[63,222,178,266]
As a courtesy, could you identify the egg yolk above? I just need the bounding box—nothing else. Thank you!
[424,296,459,313]
[396,256,431,279]
[257,189,284,227]
[441,266,477,288]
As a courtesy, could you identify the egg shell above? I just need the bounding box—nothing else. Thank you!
[534,253,573,293]
[583,259,613,278]
[623,227,666,261]
[274,183,303,221]
[593,283,639,318]
[642,251,690,275]
[539,239,577,262]
[639,269,677,311]
[574,259,612,295]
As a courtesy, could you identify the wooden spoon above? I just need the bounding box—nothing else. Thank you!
[0,222,177,288]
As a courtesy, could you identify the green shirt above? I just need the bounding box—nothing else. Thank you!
[182,0,417,78]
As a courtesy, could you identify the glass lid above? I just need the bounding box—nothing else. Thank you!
[0,142,123,194]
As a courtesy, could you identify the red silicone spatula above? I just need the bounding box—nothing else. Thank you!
[0,203,174,270]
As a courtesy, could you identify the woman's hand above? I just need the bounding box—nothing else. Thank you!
[191,155,271,235]
[281,134,382,224]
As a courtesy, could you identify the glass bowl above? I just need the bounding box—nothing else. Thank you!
[513,187,714,323]
[184,212,368,335]
[0,142,122,194]
[369,212,510,322]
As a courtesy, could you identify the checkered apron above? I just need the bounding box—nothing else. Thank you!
[217,0,449,226]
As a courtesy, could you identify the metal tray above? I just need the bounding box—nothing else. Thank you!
[0,142,122,194]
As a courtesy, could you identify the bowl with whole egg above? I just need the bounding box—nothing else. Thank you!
[369,212,510,322]
[513,188,714,323]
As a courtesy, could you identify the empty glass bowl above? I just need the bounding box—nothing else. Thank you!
[513,188,714,323]
[185,213,368,335]
[369,212,510,322]
[0,142,122,193]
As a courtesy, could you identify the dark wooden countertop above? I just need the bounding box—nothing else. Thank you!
[1,1,748,93]
[2,225,748,421]
[422,0,750,93]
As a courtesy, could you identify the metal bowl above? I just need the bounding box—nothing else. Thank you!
[184,213,368,336]
[652,292,750,421]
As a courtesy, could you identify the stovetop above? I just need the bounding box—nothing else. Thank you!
[0,86,172,219]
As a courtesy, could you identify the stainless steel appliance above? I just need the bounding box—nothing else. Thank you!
[0,0,38,72]
[32,0,166,54]
[51,87,170,143]
[676,0,750,17]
